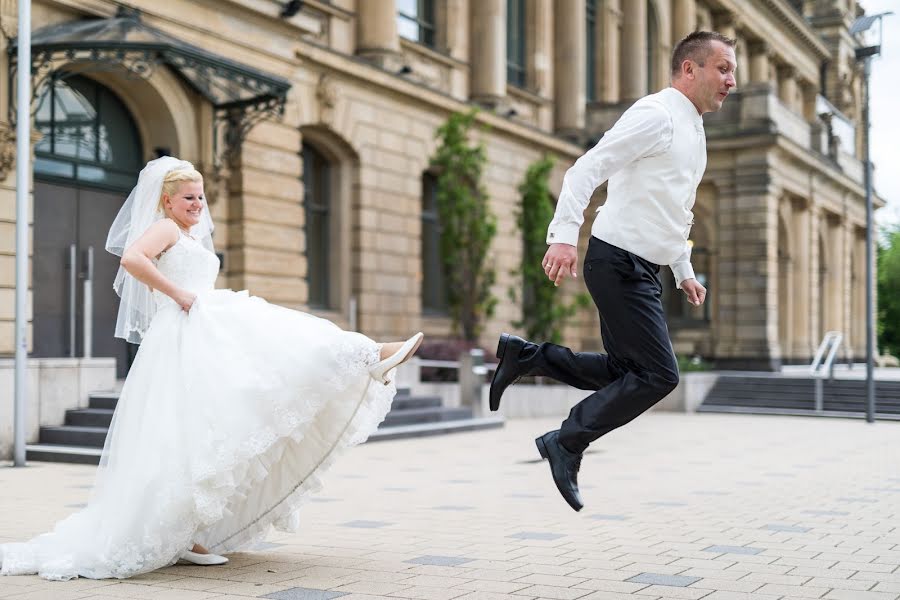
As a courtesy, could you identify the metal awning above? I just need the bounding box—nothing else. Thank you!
[8,6,292,170]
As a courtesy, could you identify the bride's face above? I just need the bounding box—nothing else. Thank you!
[164,181,205,228]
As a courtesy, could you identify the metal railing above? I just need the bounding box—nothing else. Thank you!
[411,349,498,414]
[810,331,844,413]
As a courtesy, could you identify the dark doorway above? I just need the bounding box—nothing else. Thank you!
[32,75,143,378]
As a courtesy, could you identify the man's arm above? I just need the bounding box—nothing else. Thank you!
[670,242,706,306]
[546,101,674,248]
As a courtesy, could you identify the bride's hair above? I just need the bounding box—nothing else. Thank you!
[158,168,204,213]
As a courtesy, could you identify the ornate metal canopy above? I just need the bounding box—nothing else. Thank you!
[8,6,291,171]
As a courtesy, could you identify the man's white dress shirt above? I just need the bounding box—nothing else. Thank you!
[547,86,706,288]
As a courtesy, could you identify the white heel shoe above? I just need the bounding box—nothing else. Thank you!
[180,550,229,565]
[369,332,424,384]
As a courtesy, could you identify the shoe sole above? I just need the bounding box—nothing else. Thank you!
[535,435,549,460]
[489,333,511,411]
[534,434,583,512]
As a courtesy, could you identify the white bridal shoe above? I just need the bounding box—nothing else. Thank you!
[180,550,229,565]
[369,332,424,384]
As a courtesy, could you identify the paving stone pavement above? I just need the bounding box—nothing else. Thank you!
[2,413,900,600]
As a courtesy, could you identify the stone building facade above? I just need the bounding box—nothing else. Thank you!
[0,0,878,378]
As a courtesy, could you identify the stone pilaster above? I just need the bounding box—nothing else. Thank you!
[713,160,781,370]
[790,198,813,360]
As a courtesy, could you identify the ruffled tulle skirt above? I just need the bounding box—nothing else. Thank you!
[1,289,396,580]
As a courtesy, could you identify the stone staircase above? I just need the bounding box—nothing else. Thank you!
[698,374,900,417]
[25,388,504,464]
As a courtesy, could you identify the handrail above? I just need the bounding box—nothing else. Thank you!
[810,331,844,413]
[810,331,843,379]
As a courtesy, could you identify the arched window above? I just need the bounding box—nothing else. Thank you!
[34,75,142,189]
[302,143,331,309]
[421,172,448,314]
[398,0,435,47]
[506,0,527,87]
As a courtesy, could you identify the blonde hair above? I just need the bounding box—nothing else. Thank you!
[158,168,204,213]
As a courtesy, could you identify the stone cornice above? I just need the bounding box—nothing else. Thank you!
[715,0,831,61]
[295,39,584,159]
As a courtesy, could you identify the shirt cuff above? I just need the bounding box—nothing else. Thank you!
[671,262,695,289]
[546,224,580,247]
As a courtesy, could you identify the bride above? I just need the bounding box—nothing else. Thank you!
[0,156,423,581]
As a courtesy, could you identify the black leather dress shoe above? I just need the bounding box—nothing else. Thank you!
[489,333,529,411]
[535,430,584,512]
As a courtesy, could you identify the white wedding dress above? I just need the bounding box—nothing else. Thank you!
[1,231,396,580]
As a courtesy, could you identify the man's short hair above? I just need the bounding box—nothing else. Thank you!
[671,31,736,76]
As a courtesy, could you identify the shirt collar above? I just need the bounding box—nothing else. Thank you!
[667,87,704,127]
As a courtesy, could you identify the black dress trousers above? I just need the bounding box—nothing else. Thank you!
[517,236,680,454]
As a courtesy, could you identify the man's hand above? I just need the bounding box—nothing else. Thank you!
[681,278,707,306]
[542,243,578,287]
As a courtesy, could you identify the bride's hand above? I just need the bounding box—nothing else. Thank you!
[173,290,197,312]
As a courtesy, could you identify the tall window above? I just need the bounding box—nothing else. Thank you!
[397,0,435,47]
[421,173,448,314]
[586,0,597,102]
[34,75,142,189]
[506,0,527,87]
[302,144,331,309]
[647,2,658,93]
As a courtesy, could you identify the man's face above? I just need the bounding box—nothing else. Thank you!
[688,41,737,114]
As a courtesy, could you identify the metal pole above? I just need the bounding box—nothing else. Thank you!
[68,243,76,357]
[863,56,875,424]
[14,0,31,467]
[82,246,93,358]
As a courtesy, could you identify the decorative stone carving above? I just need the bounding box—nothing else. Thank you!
[197,160,231,206]
[316,73,337,125]
[0,122,15,181]
[0,0,17,41]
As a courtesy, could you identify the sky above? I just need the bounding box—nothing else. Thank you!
[859,0,899,232]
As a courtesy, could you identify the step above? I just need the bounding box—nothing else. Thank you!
[88,392,119,410]
[391,395,443,411]
[697,405,900,421]
[25,443,102,465]
[369,416,506,442]
[39,426,108,448]
[381,406,473,427]
[66,408,115,428]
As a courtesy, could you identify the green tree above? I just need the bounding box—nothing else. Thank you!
[509,155,590,343]
[430,111,498,341]
[877,225,900,357]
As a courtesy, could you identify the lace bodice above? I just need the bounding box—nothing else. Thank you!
[153,234,220,308]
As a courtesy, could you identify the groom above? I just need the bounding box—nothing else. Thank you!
[491,32,737,511]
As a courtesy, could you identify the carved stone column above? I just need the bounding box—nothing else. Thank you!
[554,0,586,136]
[749,40,771,85]
[356,0,402,69]
[778,65,798,112]
[620,0,647,101]
[470,0,506,106]
[672,0,696,42]
[599,0,621,103]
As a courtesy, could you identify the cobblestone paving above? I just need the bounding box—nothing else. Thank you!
[2,413,900,599]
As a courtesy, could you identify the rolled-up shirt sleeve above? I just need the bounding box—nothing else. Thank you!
[547,101,674,247]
